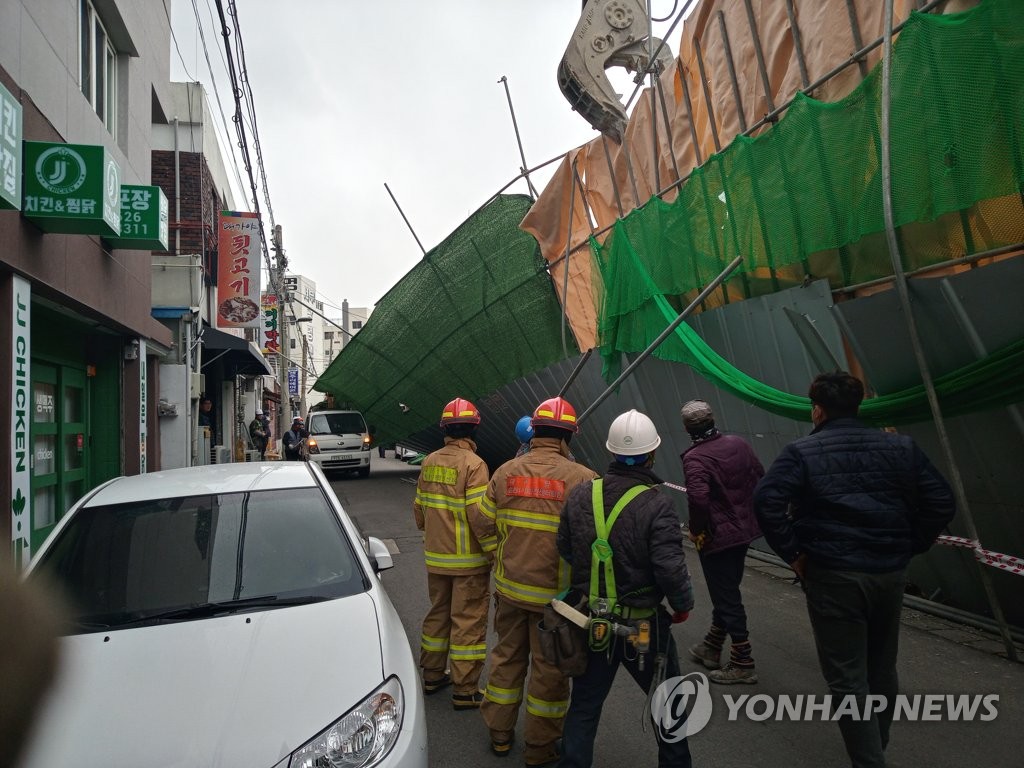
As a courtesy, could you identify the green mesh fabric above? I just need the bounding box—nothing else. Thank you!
[314,194,576,445]
[595,0,1024,423]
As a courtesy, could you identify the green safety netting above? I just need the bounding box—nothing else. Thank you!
[594,0,1024,423]
[314,194,576,446]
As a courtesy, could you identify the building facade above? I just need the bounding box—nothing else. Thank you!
[1,0,176,565]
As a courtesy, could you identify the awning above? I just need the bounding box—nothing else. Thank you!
[200,326,273,376]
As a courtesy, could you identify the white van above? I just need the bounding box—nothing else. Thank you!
[304,410,372,477]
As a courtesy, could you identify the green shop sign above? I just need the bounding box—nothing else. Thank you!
[0,81,21,210]
[23,141,121,236]
[107,185,169,251]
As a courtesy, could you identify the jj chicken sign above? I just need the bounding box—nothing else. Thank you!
[216,211,262,328]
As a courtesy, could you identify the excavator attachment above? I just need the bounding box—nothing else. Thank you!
[558,0,676,143]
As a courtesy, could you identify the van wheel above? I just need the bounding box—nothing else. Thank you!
[357,466,370,479]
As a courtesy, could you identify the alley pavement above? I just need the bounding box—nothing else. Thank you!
[330,453,1023,768]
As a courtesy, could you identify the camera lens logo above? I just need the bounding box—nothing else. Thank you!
[651,672,714,740]
[35,147,88,196]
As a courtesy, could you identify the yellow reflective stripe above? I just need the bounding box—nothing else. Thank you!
[478,534,498,552]
[449,643,487,661]
[458,409,476,417]
[421,634,449,652]
[424,551,489,569]
[485,684,523,705]
[415,490,466,511]
[526,694,569,718]
[453,506,469,554]
[466,485,487,503]
[559,413,576,424]
[494,573,559,605]
[480,495,497,520]
[421,465,458,485]
[498,508,560,533]
[536,409,554,418]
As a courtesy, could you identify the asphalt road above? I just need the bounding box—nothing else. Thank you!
[329,453,1023,768]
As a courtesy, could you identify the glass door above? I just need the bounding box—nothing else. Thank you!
[30,363,89,552]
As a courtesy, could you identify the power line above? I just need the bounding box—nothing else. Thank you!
[164,1,197,81]
[189,0,247,203]
[212,0,279,292]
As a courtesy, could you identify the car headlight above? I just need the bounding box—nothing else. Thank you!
[306,438,320,455]
[361,434,371,451]
[289,677,404,768]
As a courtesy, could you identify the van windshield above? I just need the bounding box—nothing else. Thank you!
[309,412,365,436]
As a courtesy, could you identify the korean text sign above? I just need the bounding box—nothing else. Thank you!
[216,211,262,328]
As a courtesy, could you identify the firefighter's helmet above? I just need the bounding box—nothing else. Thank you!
[530,397,579,433]
[439,398,481,426]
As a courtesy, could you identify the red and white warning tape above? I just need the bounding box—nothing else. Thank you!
[662,484,1020,576]
[935,535,1024,576]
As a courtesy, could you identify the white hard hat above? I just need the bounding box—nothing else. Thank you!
[255,409,263,416]
[606,409,661,456]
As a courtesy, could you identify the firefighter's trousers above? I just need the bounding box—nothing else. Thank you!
[419,571,490,695]
[481,596,569,764]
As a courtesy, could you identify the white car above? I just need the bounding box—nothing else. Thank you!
[22,462,427,768]
[305,410,372,478]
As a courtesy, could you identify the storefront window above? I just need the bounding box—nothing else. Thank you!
[35,382,56,423]
[64,383,84,423]
[34,435,56,475]
[34,486,56,529]
[64,434,85,471]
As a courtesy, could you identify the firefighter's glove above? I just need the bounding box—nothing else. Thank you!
[671,610,690,624]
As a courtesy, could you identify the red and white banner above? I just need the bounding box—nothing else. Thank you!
[216,211,261,328]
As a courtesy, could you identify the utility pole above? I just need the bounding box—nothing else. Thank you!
[273,224,289,431]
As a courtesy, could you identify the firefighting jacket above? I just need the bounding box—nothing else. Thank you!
[413,437,495,575]
[480,437,598,610]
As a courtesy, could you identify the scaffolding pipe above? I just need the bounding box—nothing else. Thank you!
[879,0,1017,662]
[577,255,743,424]
[558,349,594,398]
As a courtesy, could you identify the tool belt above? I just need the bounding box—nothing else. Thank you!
[537,594,589,677]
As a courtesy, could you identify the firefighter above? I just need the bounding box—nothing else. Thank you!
[413,397,496,710]
[556,409,695,768]
[479,396,598,767]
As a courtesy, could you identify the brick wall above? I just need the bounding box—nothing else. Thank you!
[152,150,224,282]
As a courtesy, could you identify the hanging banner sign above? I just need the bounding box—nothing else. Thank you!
[22,141,121,235]
[288,367,299,396]
[261,292,280,355]
[216,211,262,328]
[0,82,22,210]
[10,275,31,567]
[107,185,169,251]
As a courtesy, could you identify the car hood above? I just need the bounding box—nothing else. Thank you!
[22,594,385,768]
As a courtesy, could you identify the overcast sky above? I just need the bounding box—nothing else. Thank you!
[169,0,682,316]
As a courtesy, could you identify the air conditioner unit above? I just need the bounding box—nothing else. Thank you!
[191,372,206,399]
[213,445,232,464]
[245,450,261,462]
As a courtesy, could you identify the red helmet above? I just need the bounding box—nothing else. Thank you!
[440,397,481,426]
[531,397,579,433]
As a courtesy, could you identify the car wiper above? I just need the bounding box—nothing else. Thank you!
[120,595,330,625]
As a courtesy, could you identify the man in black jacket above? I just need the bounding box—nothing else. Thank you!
[557,409,694,768]
[754,371,955,768]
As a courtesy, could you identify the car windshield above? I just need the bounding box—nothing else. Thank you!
[309,413,365,436]
[32,487,368,632]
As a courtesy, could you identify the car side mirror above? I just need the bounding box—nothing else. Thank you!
[367,536,394,572]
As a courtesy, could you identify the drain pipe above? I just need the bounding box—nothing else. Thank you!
[879,0,1016,661]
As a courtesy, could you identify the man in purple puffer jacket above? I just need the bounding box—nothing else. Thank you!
[680,399,765,684]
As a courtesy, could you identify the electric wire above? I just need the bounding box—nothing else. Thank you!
[190,0,247,204]
[212,0,279,294]
[164,1,197,82]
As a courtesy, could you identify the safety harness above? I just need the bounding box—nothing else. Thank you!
[588,478,657,651]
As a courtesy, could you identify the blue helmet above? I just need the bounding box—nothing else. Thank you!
[515,415,534,444]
